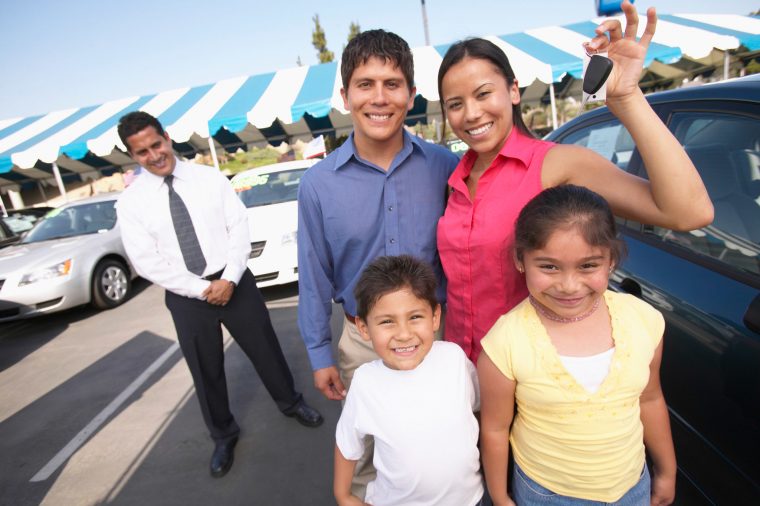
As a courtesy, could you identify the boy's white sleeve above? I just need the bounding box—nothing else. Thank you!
[335,378,366,461]
[465,357,480,412]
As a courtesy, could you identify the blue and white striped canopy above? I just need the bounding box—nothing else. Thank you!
[0,12,757,188]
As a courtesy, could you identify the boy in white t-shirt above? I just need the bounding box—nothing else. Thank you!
[334,255,484,506]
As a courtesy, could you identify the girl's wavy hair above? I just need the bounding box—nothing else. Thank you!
[514,184,626,266]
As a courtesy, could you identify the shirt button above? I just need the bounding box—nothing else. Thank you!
[389,238,396,244]
[388,206,393,212]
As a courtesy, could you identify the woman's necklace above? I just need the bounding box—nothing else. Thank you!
[529,295,600,323]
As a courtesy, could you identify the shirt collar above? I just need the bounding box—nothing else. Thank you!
[140,157,184,190]
[496,127,534,166]
[459,127,534,176]
[332,130,426,172]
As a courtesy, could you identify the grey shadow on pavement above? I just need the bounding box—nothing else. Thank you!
[99,293,345,505]
[0,331,180,506]
[0,278,154,372]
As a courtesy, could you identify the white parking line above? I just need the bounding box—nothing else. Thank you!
[265,295,299,309]
[30,342,180,482]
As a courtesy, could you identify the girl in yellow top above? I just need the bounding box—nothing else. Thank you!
[478,184,676,506]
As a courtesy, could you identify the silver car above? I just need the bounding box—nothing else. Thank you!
[0,193,136,322]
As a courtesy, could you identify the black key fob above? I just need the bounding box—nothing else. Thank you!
[583,55,613,95]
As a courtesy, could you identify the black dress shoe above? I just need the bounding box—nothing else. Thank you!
[286,400,324,428]
[210,436,238,478]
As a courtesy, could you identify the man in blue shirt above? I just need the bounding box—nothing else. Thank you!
[297,29,458,496]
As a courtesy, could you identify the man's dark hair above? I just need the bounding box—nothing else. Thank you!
[354,255,438,321]
[117,111,165,152]
[341,29,414,92]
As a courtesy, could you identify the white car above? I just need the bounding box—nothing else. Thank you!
[0,193,136,322]
[230,159,317,288]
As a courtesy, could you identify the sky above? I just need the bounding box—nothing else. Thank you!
[1,0,757,120]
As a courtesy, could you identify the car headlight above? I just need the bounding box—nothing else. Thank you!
[281,231,297,245]
[19,259,73,286]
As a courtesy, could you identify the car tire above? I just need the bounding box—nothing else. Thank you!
[91,259,130,309]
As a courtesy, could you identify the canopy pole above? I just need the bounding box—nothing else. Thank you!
[208,137,220,171]
[724,51,730,81]
[37,180,48,202]
[0,194,7,217]
[420,0,431,45]
[52,162,68,203]
[549,83,558,130]
[7,189,24,209]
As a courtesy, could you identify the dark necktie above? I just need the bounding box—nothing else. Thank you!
[165,175,207,276]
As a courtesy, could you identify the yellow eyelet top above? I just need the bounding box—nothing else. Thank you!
[481,290,664,502]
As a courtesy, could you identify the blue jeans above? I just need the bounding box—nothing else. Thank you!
[512,462,650,505]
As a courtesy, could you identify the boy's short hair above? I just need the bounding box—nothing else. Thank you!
[354,255,437,320]
[118,111,165,151]
[341,29,415,92]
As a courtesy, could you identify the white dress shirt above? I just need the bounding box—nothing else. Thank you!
[116,158,251,299]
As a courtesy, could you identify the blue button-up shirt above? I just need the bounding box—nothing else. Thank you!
[297,131,458,370]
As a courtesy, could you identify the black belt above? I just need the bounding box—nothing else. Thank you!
[202,268,225,281]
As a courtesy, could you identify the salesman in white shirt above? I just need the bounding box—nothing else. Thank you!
[115,111,323,478]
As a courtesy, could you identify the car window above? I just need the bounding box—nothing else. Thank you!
[22,200,117,243]
[645,111,760,276]
[556,118,635,171]
[232,168,307,208]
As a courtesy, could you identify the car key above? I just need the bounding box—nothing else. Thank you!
[581,54,613,108]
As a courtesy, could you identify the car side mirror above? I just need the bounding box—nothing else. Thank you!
[744,294,760,335]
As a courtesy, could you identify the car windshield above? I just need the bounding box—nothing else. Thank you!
[232,168,306,208]
[22,200,117,243]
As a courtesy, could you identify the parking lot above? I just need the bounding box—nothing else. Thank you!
[0,279,343,505]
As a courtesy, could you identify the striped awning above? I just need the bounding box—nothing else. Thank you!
[1,12,757,188]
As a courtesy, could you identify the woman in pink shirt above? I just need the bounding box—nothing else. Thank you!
[436,0,713,363]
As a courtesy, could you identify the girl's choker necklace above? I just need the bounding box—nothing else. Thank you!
[529,295,600,323]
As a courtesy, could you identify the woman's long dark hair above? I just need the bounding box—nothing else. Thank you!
[437,38,534,142]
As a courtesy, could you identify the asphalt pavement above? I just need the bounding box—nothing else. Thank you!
[0,278,344,505]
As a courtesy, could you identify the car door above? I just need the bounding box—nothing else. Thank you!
[621,99,760,504]
[552,98,760,504]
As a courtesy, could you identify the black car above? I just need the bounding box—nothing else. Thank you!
[546,74,760,505]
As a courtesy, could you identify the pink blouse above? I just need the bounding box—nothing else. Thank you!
[437,129,554,363]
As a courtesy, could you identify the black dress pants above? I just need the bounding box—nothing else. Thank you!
[165,269,302,443]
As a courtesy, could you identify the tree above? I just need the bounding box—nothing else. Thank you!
[312,14,334,63]
[342,21,361,52]
[347,21,361,43]
[745,58,760,76]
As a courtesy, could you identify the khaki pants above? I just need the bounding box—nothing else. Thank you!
[336,310,445,499]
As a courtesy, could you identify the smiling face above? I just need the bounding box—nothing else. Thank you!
[356,286,440,371]
[441,56,520,165]
[341,56,416,156]
[517,226,613,320]
[124,125,176,178]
